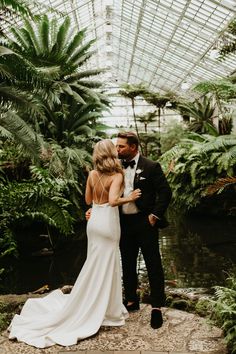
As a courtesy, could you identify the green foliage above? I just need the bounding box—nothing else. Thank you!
[139,132,161,159]
[207,274,236,353]
[0,0,32,23]
[177,95,218,135]
[160,121,187,154]
[160,133,236,212]
[219,19,236,59]
[0,169,75,252]
[8,15,105,106]
[143,91,172,108]
[119,83,148,100]
[194,78,236,101]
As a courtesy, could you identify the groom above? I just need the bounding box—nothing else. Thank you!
[116,131,172,329]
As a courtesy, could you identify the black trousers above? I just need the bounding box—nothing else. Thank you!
[120,213,165,308]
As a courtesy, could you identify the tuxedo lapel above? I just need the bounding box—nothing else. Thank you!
[133,156,145,188]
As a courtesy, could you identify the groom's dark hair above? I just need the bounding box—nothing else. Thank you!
[117,131,139,149]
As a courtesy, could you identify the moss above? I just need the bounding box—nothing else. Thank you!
[0,312,12,331]
[195,298,212,317]
[169,298,191,311]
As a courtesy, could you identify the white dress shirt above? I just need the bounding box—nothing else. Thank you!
[122,153,140,214]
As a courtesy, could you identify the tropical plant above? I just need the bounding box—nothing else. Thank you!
[0,45,47,158]
[160,133,236,213]
[219,18,236,59]
[119,83,148,150]
[193,78,236,135]
[143,90,180,155]
[138,132,161,159]
[137,111,157,133]
[1,13,110,185]
[207,273,236,353]
[160,121,187,154]
[40,99,108,146]
[0,0,32,35]
[7,15,106,107]
[0,8,110,271]
[177,95,219,136]
[0,167,75,239]
[194,78,236,102]
[0,0,61,41]
[136,111,157,156]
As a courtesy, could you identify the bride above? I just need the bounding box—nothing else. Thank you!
[8,139,141,348]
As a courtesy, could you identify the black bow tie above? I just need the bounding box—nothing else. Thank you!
[122,160,136,169]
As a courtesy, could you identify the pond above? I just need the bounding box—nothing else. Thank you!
[1,212,236,295]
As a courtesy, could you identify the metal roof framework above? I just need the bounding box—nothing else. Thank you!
[33,0,236,94]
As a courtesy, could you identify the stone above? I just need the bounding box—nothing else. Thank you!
[0,304,228,354]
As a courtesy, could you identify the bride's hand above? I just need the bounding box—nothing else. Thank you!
[129,188,142,201]
[85,208,92,220]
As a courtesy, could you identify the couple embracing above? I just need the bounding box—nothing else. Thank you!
[8,132,172,348]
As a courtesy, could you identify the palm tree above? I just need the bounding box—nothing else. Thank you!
[119,83,148,152]
[7,15,106,106]
[142,91,177,156]
[137,111,157,157]
[41,99,107,146]
[137,111,157,133]
[1,15,110,172]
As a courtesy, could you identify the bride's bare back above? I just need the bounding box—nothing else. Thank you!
[90,170,114,204]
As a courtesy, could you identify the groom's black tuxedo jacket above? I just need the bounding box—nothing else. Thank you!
[132,155,172,225]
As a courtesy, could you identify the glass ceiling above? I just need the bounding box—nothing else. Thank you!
[33,0,236,95]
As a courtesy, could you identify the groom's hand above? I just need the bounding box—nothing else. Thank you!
[148,214,157,226]
[85,208,92,221]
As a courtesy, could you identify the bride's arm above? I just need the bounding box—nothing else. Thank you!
[85,172,93,205]
[109,173,141,207]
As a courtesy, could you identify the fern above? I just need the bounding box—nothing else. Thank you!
[161,134,236,213]
[207,274,236,353]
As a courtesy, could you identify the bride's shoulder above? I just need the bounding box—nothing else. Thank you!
[112,172,123,181]
[89,169,98,177]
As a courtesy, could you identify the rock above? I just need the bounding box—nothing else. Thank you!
[0,304,227,354]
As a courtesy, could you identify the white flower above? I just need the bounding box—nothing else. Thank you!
[135,169,143,175]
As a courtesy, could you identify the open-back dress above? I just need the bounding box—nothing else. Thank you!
[8,171,128,348]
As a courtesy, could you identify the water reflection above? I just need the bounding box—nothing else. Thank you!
[158,213,236,288]
[1,214,236,294]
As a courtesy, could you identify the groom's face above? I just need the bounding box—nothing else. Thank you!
[116,137,136,160]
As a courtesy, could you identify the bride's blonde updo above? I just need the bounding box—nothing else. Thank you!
[93,139,123,175]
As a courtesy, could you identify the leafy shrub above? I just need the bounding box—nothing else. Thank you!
[160,133,236,213]
[207,274,236,353]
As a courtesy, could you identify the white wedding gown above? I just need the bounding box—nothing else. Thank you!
[8,202,128,348]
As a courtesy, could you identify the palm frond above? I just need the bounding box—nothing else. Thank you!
[67,40,95,67]
[40,15,50,53]
[65,28,86,58]
[0,110,43,159]
[67,69,106,81]
[53,16,71,55]
[204,176,236,196]
[0,0,32,16]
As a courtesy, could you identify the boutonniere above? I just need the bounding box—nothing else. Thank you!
[135,169,144,182]
[135,169,143,175]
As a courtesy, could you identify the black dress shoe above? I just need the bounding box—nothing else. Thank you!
[151,309,163,329]
[124,301,140,312]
